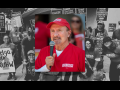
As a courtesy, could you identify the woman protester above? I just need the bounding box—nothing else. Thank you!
[83,38,105,81]
[0,35,17,80]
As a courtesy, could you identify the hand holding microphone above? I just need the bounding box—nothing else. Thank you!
[45,53,56,70]
[45,41,55,70]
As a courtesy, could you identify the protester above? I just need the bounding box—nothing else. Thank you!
[85,28,89,38]
[0,35,17,80]
[35,18,85,72]
[85,38,106,81]
[85,38,102,70]
[9,26,23,62]
[21,31,35,63]
[22,31,28,39]
[87,27,93,38]
[102,36,120,81]
[91,21,108,42]
[90,21,108,71]
[70,15,85,50]
[24,50,38,81]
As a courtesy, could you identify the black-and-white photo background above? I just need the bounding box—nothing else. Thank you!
[0,8,35,81]
[0,8,120,81]
[86,8,120,81]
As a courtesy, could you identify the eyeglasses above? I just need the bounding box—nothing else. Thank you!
[71,20,81,23]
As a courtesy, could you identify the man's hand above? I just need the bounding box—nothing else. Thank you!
[45,53,56,70]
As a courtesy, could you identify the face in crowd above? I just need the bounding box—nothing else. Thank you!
[71,16,81,30]
[97,23,103,30]
[3,35,9,44]
[28,27,32,32]
[50,24,71,45]
[27,31,33,41]
[86,40,91,49]
[104,41,112,48]
[28,53,35,63]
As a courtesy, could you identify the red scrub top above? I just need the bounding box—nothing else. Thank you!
[35,43,85,72]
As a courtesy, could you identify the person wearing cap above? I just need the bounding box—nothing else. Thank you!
[21,31,35,63]
[102,36,120,81]
[90,21,108,72]
[35,18,85,72]
[0,35,17,80]
[91,21,108,40]
[24,50,38,81]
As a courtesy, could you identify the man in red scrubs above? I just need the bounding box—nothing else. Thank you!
[35,18,85,72]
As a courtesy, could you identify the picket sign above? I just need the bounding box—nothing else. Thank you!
[0,48,15,73]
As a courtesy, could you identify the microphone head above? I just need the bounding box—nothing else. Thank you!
[49,41,55,46]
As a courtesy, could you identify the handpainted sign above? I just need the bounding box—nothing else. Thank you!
[0,48,15,73]
[96,8,108,21]
[11,12,22,27]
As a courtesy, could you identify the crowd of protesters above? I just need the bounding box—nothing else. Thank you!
[0,25,35,81]
[84,21,120,81]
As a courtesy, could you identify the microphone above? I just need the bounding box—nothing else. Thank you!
[49,41,55,69]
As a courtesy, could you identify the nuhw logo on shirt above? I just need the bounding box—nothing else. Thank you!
[62,63,73,68]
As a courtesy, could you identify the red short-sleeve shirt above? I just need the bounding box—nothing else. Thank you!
[35,43,85,72]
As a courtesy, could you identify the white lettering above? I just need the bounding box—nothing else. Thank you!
[54,19,61,22]
[62,64,73,68]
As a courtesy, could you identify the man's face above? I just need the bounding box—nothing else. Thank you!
[3,36,9,44]
[104,41,112,48]
[97,24,103,30]
[50,24,71,45]
[86,41,91,49]
[28,54,35,63]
